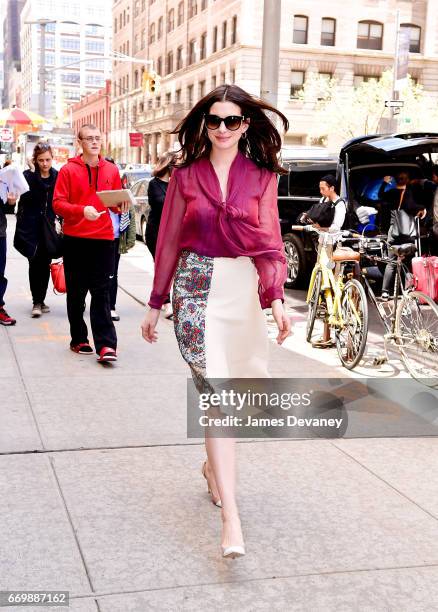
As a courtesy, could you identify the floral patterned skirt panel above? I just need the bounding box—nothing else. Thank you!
[172,250,269,388]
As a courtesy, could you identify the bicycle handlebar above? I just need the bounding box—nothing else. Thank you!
[291,225,387,245]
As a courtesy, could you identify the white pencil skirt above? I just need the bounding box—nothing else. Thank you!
[172,250,269,387]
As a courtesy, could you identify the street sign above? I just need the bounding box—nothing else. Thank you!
[0,128,13,142]
[393,107,401,116]
[129,132,143,147]
[385,100,404,108]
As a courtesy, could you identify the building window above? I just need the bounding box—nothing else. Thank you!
[166,92,171,104]
[149,22,155,44]
[119,14,122,29]
[230,68,236,83]
[166,50,174,74]
[321,18,335,46]
[176,88,181,103]
[167,8,175,32]
[200,32,207,59]
[134,0,140,17]
[189,0,197,18]
[134,34,139,53]
[222,20,227,48]
[177,1,184,25]
[156,96,161,107]
[158,16,163,39]
[353,74,379,87]
[201,0,207,9]
[293,15,308,44]
[290,70,305,97]
[139,101,144,112]
[199,80,206,98]
[114,17,117,33]
[221,71,226,84]
[176,46,183,70]
[231,15,237,44]
[401,24,421,53]
[141,30,145,49]
[187,84,194,106]
[188,39,196,65]
[211,74,217,89]
[134,70,139,88]
[213,26,218,52]
[157,56,162,75]
[357,21,383,50]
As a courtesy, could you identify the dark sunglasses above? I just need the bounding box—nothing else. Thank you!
[204,114,246,131]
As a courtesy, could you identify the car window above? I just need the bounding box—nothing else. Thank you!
[289,168,336,197]
[136,182,147,197]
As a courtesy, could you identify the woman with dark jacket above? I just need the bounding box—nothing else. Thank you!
[378,171,426,300]
[14,143,58,317]
[146,151,178,317]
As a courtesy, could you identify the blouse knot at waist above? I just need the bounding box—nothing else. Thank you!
[215,200,249,221]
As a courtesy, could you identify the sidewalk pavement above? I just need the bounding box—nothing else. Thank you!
[1,222,438,612]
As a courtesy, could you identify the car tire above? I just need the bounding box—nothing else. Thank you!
[141,218,147,244]
[283,233,306,289]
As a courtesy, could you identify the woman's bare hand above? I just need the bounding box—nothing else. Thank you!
[271,299,291,345]
[141,308,160,343]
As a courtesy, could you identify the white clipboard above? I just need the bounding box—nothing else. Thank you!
[96,189,136,207]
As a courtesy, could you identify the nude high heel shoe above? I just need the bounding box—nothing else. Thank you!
[201,460,222,507]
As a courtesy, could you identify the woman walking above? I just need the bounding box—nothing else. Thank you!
[14,143,58,317]
[141,85,291,558]
[146,151,178,318]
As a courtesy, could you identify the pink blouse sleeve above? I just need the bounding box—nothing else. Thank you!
[148,171,187,309]
[253,174,287,309]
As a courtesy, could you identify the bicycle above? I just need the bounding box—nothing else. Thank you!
[350,233,438,387]
[291,225,369,370]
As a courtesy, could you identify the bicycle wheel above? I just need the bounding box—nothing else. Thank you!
[306,269,323,343]
[395,291,438,387]
[335,279,368,370]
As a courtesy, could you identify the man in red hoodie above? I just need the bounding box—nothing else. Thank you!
[53,124,128,362]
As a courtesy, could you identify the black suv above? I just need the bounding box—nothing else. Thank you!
[278,159,337,287]
[279,133,438,288]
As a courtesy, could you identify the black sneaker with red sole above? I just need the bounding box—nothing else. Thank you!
[70,343,94,354]
[0,308,16,326]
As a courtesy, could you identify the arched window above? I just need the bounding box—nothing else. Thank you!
[149,22,155,44]
[167,8,175,32]
[357,20,383,50]
[134,70,139,89]
[321,18,335,46]
[293,15,308,44]
[401,23,421,53]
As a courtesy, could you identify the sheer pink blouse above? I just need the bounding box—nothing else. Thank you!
[148,151,287,310]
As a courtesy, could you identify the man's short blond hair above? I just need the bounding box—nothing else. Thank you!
[78,124,100,139]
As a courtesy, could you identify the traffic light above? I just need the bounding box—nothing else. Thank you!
[142,70,161,95]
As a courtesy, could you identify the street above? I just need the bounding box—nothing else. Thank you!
[2,218,438,612]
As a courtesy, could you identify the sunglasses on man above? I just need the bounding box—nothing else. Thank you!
[203,114,247,131]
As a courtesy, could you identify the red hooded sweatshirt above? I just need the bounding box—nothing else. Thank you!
[53,155,122,240]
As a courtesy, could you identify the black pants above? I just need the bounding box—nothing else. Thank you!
[382,240,415,294]
[109,238,120,310]
[63,235,116,353]
[28,243,51,305]
[0,236,7,307]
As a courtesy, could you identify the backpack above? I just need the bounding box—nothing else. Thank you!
[342,200,360,231]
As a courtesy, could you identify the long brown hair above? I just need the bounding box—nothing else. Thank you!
[172,84,289,174]
[153,151,179,178]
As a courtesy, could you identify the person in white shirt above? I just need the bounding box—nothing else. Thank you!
[311,175,347,348]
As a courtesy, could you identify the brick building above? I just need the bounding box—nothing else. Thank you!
[70,79,111,153]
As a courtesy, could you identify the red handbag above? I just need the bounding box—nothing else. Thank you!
[50,260,66,295]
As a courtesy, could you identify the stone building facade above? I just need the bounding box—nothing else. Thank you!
[110,0,438,162]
